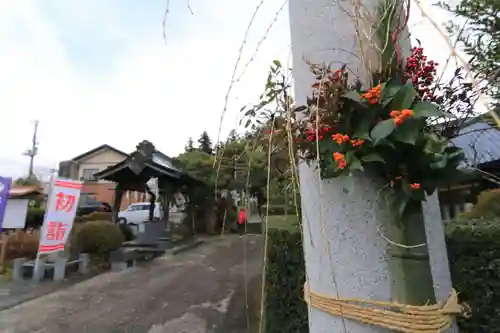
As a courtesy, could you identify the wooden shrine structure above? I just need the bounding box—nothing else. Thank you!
[94,140,206,224]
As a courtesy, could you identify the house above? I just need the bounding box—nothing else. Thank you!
[438,121,500,220]
[4,186,42,229]
[58,144,145,210]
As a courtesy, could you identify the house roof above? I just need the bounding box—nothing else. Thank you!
[94,141,205,190]
[9,186,43,199]
[70,144,129,162]
[451,122,500,166]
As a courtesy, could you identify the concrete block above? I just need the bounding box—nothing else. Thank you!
[78,253,90,274]
[111,262,128,272]
[12,258,26,282]
[32,259,46,282]
[53,257,67,281]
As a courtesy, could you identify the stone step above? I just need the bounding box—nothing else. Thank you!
[122,241,158,248]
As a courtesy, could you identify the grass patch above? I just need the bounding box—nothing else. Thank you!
[264,215,300,232]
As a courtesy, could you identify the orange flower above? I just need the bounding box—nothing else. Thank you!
[361,84,382,104]
[410,183,421,190]
[394,116,404,126]
[390,108,414,127]
[312,82,320,89]
[401,109,414,117]
[333,152,345,162]
[333,152,347,170]
[332,133,349,145]
[390,110,401,118]
[350,139,365,147]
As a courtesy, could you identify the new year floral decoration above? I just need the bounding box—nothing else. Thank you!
[293,47,469,216]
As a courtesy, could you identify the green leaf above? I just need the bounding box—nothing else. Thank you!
[389,82,417,109]
[273,59,282,67]
[361,153,385,163]
[444,146,464,158]
[393,119,420,145]
[444,146,465,168]
[371,119,396,143]
[412,101,448,118]
[423,133,447,154]
[343,90,364,104]
[353,108,378,139]
[381,83,401,107]
[430,154,448,169]
[346,152,363,171]
[377,139,396,149]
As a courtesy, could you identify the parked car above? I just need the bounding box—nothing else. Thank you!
[117,202,164,224]
[77,201,112,216]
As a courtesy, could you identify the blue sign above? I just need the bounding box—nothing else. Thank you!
[0,177,12,232]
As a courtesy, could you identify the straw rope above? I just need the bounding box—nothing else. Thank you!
[304,283,471,333]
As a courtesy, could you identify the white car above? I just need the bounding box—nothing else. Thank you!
[117,202,164,225]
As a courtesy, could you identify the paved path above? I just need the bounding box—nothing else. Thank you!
[0,235,262,333]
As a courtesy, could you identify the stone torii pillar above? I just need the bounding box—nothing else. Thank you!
[288,0,457,332]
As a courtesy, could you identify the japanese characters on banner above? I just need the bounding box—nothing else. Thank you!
[38,178,83,254]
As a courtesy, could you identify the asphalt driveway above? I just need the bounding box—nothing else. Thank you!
[0,235,263,333]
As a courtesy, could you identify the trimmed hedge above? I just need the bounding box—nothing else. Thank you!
[446,218,500,332]
[264,219,500,332]
[83,212,113,222]
[265,229,308,333]
[262,205,298,216]
[71,220,124,255]
[460,189,500,219]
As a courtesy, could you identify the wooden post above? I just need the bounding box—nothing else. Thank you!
[112,185,124,222]
[0,234,7,274]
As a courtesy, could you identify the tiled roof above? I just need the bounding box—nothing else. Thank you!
[451,122,500,166]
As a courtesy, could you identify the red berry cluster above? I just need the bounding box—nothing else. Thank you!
[405,47,438,101]
[302,126,331,142]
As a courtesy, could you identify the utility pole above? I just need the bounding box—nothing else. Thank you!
[24,120,39,179]
[288,1,456,332]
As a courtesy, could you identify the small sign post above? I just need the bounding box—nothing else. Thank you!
[33,178,82,280]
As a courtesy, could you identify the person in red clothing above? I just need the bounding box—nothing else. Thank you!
[237,208,248,235]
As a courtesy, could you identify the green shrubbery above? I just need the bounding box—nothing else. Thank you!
[263,217,500,332]
[262,205,298,216]
[25,209,114,227]
[460,189,500,219]
[265,229,308,333]
[446,218,500,332]
[71,220,124,255]
[83,212,113,222]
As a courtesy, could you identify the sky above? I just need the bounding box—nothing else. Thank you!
[0,0,462,181]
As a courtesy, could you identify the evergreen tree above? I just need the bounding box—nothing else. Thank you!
[197,131,213,155]
[185,137,194,152]
[228,129,238,143]
[442,0,500,106]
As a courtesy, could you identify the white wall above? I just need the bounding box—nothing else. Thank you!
[3,199,29,229]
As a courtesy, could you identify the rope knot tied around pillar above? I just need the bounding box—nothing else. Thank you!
[303,282,471,333]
